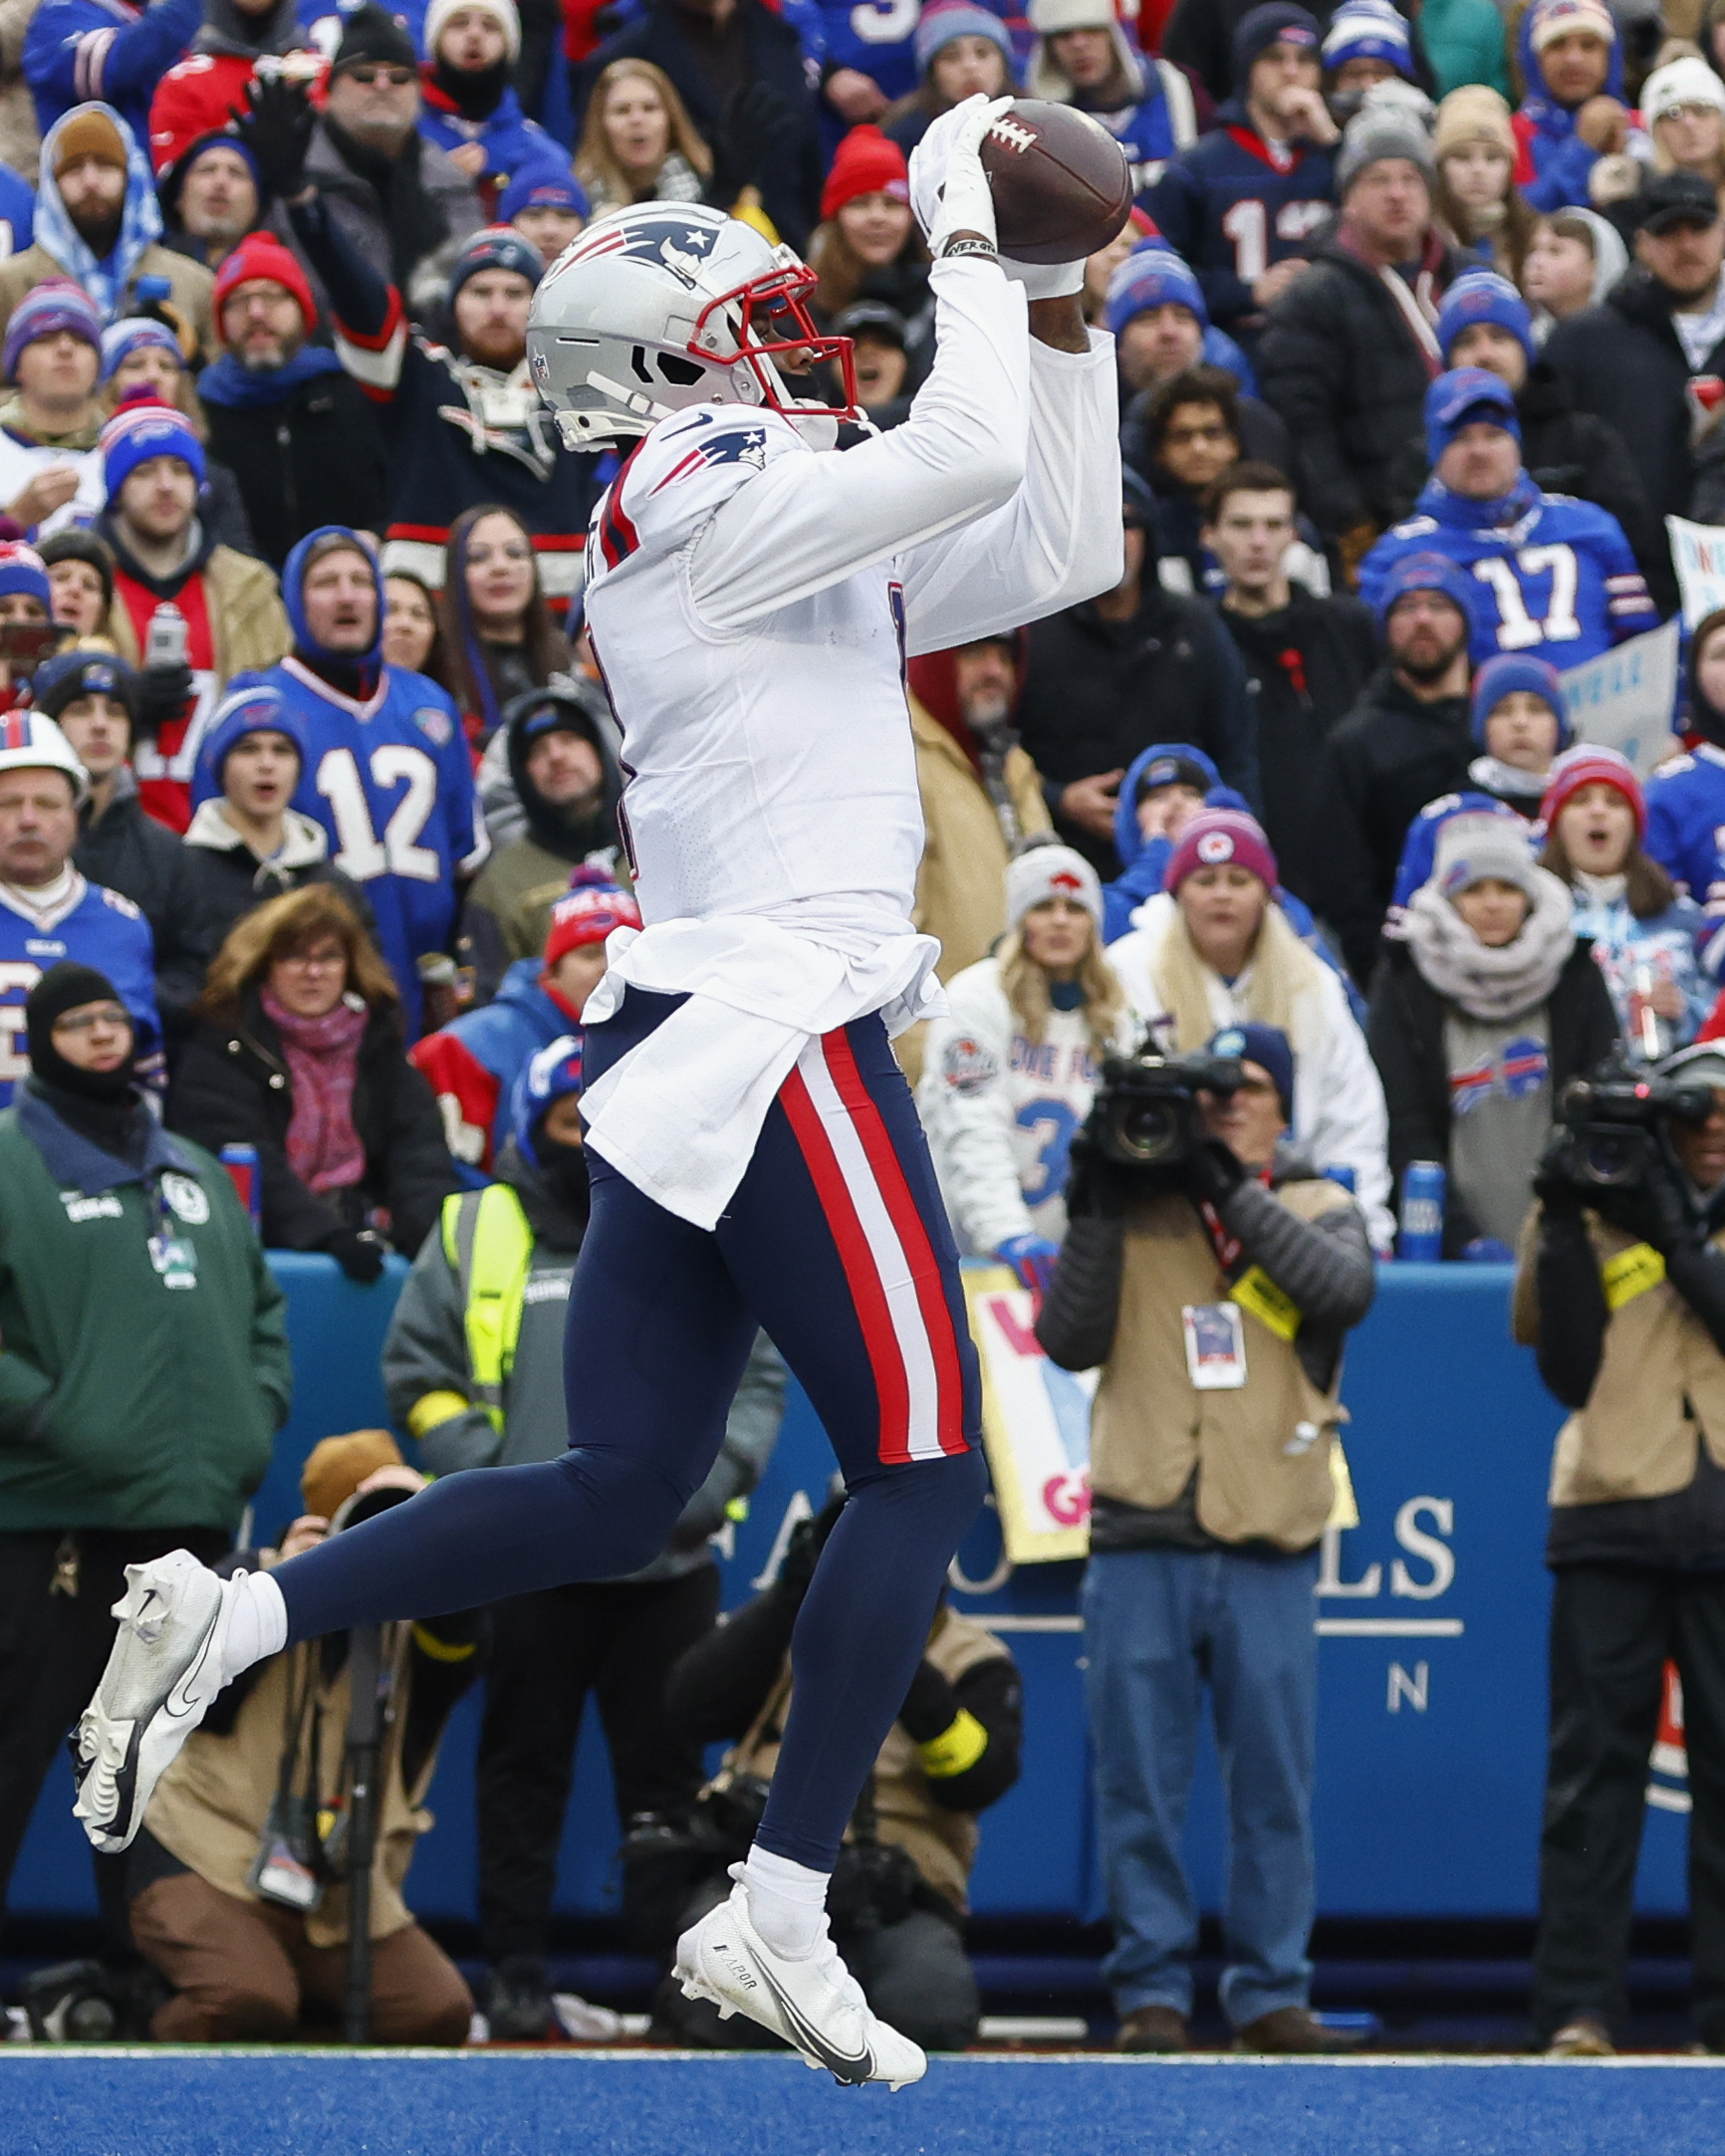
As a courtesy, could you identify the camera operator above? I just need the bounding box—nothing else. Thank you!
[1037,1022,1376,2054]
[646,1497,1022,2056]
[1515,1042,1725,2057]
[123,1433,479,2046]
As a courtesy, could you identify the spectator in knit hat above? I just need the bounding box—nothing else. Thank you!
[99,315,258,559]
[1513,0,1634,215]
[1464,650,1571,820]
[1321,2,1418,122]
[1025,0,1202,197]
[146,0,315,198]
[1360,366,1657,667]
[1366,802,1616,1255]
[0,279,107,538]
[96,393,291,831]
[418,0,561,197]
[1643,57,1725,207]
[1431,87,1528,280]
[1388,267,1671,613]
[0,105,215,352]
[497,158,587,261]
[880,2,1014,157]
[1109,804,1395,1243]
[1145,4,1335,343]
[35,645,209,1029]
[1258,91,1472,573]
[579,0,823,250]
[807,124,928,341]
[413,869,640,1171]
[195,230,385,571]
[1106,244,1265,406]
[463,683,624,999]
[256,88,602,601]
[155,132,264,275]
[1538,746,1714,1062]
[1313,550,1477,986]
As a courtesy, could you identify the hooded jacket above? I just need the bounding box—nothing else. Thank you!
[1015,577,1259,871]
[407,955,581,1172]
[462,684,625,1000]
[166,983,461,1256]
[179,796,375,973]
[1257,225,1471,543]
[0,103,213,345]
[1029,31,1202,196]
[1103,739,1222,943]
[1542,266,1725,526]
[1512,4,1637,213]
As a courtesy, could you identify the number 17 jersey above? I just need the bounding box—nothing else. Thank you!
[245,656,490,1032]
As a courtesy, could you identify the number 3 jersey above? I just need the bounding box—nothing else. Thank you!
[235,657,489,1033]
[915,953,1137,1255]
[1359,480,1657,668]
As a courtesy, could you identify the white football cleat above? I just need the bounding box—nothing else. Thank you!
[674,1871,927,2090]
[72,1550,233,1853]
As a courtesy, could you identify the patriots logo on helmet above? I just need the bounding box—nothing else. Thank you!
[567,215,721,292]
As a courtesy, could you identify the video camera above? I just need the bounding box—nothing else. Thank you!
[1553,1055,1715,1190]
[1092,1049,1245,1176]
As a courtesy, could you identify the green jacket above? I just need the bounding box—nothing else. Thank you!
[0,1089,292,1534]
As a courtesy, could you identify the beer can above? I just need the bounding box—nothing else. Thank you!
[220,1142,262,1227]
[1398,1160,1446,1262]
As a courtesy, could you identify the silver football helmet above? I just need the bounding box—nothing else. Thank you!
[526,202,860,448]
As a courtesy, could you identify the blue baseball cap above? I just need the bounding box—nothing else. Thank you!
[1208,1022,1296,1121]
[1425,365,1520,466]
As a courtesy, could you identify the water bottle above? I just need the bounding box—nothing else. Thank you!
[145,602,187,669]
[220,1143,262,1228]
[1398,1161,1446,1262]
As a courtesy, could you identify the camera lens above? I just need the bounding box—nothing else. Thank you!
[1582,1132,1640,1187]
[1111,1096,1182,1165]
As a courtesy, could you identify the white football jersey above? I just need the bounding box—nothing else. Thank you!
[577,255,1122,1229]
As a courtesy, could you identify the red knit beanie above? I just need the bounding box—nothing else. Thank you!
[213,234,318,342]
[1538,744,1646,839]
[542,876,641,969]
[821,125,910,224]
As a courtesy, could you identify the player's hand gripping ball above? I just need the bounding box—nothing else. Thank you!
[979,100,1132,265]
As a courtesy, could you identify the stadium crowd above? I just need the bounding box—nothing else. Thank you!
[5,0,1725,2065]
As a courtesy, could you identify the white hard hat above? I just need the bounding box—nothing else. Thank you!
[0,709,90,805]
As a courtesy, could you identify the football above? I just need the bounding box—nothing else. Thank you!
[978,100,1133,267]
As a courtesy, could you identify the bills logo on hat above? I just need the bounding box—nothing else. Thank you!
[1196,830,1236,865]
[1212,1028,1247,1059]
[1050,870,1084,894]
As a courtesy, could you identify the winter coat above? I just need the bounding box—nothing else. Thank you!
[1108,889,1395,1247]
[1542,268,1725,526]
[908,692,1052,989]
[101,519,291,686]
[1216,588,1378,910]
[1314,665,1476,986]
[416,75,559,191]
[0,1080,290,1532]
[200,363,387,573]
[1015,581,1259,872]
[178,797,375,971]
[290,114,484,326]
[406,956,576,1172]
[0,236,213,354]
[1365,934,1619,1253]
[74,773,207,1033]
[1257,228,1470,544]
[167,988,461,1256]
[580,0,824,250]
[1512,0,1633,213]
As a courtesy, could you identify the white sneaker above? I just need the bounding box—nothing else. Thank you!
[674,1872,926,2090]
[72,1551,234,1853]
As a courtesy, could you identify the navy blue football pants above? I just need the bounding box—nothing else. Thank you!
[271,991,987,1871]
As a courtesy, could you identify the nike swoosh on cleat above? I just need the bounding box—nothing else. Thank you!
[750,1956,874,2084]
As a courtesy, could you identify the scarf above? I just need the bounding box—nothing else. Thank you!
[34,120,163,322]
[427,58,509,121]
[197,345,346,410]
[1417,470,1544,535]
[1402,867,1578,1022]
[262,987,369,1194]
[325,119,450,299]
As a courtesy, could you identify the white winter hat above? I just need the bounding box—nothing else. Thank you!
[1006,842,1104,930]
[424,0,521,64]
[1643,56,1725,126]
[1027,0,1142,101]
[0,710,89,806]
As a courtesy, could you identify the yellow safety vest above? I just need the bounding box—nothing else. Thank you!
[438,1183,536,1433]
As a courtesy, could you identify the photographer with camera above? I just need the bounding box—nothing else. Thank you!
[1036,1022,1376,2053]
[647,1496,1021,2056]
[123,1432,478,2045]
[1515,1041,1725,2056]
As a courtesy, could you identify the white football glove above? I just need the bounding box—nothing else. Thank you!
[908,93,1012,254]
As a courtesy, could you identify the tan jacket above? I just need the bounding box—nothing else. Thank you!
[145,1628,437,1948]
[1513,1210,1725,1506]
[727,1604,1011,1915]
[1091,1180,1354,1552]
[900,696,1051,1088]
[104,543,292,686]
[0,243,216,359]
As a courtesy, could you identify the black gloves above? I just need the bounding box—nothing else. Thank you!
[230,73,316,204]
[1532,1125,1587,1220]
[705,83,793,212]
[1064,1130,1125,1224]
[321,1226,387,1283]
[1592,1148,1699,1257]
[135,662,193,743]
[1184,1135,1246,1210]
